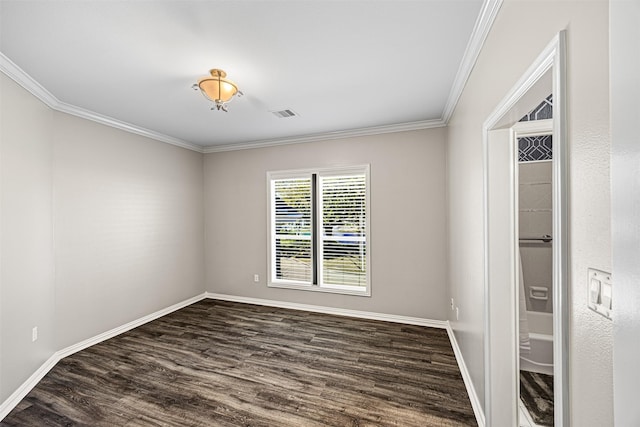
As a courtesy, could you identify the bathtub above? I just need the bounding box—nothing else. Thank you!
[520,310,554,375]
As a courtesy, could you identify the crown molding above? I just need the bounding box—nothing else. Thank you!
[0,52,59,107]
[441,0,503,123]
[54,101,203,152]
[0,52,445,155]
[202,119,446,153]
[0,52,203,153]
[1,0,501,154]
[7,11,495,158]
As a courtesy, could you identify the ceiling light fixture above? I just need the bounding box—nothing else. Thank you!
[193,69,242,112]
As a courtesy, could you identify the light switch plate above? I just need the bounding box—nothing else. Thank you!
[587,268,612,320]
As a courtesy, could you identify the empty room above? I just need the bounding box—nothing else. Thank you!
[1,1,638,426]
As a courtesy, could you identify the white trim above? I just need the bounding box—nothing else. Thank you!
[1,51,444,154]
[482,37,557,422]
[442,0,503,123]
[0,354,59,421]
[267,282,370,297]
[482,32,569,427]
[482,51,555,130]
[267,165,371,296]
[0,52,203,153]
[551,31,570,427]
[202,119,445,153]
[446,324,486,427]
[205,293,447,328]
[56,293,206,358]
[0,293,206,421]
[512,119,553,137]
[0,52,59,107]
[54,102,203,152]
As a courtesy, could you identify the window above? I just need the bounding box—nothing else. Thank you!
[268,165,370,296]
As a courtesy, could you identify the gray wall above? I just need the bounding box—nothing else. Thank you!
[204,128,448,320]
[446,1,612,424]
[0,72,205,403]
[0,73,56,403]
[519,161,552,314]
[52,112,205,349]
[611,0,640,425]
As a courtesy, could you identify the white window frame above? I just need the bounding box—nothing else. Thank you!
[267,165,371,296]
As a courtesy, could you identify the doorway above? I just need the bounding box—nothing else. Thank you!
[483,32,568,427]
[514,116,554,427]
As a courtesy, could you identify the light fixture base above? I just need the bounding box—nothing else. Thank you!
[209,69,227,78]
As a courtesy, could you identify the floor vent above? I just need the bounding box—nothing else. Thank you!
[272,109,298,118]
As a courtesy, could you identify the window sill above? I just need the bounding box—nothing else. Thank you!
[268,281,371,297]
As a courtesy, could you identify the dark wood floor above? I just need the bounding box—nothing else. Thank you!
[2,299,477,426]
[520,370,554,426]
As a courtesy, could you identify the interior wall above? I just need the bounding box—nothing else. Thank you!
[611,0,640,425]
[519,161,553,314]
[204,128,448,320]
[52,112,205,349]
[446,1,612,425]
[1,67,206,405]
[0,74,56,403]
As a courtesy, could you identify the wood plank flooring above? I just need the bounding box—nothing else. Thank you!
[1,299,477,426]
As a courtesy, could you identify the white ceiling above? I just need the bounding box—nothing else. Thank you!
[0,0,485,150]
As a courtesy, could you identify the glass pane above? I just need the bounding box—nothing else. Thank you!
[322,240,367,287]
[275,238,312,283]
[322,175,366,238]
[274,178,312,237]
[320,173,367,288]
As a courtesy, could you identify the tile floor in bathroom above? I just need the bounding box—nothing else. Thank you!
[519,399,545,427]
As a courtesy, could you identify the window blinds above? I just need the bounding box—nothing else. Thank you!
[272,177,313,283]
[319,174,367,287]
[269,166,369,294]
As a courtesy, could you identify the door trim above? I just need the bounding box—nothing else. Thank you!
[482,31,568,426]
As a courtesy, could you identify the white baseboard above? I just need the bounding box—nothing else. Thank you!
[0,354,59,420]
[205,292,448,329]
[0,293,207,421]
[57,293,206,359]
[446,323,485,427]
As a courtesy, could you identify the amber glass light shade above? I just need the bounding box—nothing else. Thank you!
[197,69,239,103]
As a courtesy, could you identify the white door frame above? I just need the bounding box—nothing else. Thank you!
[483,31,569,426]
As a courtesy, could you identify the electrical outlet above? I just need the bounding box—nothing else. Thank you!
[450,298,455,311]
[32,327,38,342]
[455,307,459,321]
[253,274,260,283]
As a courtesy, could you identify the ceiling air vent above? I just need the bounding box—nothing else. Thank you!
[272,109,298,118]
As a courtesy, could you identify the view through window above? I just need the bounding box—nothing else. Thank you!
[268,166,370,295]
